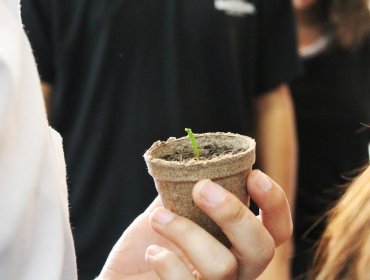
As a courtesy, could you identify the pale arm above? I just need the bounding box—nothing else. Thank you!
[255,84,297,280]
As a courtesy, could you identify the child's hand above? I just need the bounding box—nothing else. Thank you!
[98,170,292,280]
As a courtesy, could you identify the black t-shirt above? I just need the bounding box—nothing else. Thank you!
[22,1,300,279]
[290,40,370,278]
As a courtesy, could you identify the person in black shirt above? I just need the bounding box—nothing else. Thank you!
[291,0,370,278]
[21,1,300,279]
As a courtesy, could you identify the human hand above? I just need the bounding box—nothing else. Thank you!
[98,170,292,280]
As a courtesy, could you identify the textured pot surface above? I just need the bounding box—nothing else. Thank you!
[144,132,256,246]
[144,132,255,181]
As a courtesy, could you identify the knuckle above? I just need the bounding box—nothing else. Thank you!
[155,250,181,273]
[225,198,248,224]
[176,218,196,238]
[168,214,195,239]
[213,254,238,279]
[276,221,293,246]
[258,236,275,267]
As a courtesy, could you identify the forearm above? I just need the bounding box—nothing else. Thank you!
[254,84,297,209]
[254,84,297,280]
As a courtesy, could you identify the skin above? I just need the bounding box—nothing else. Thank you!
[292,0,324,50]
[255,85,298,280]
[258,2,322,279]
[98,170,293,280]
[41,82,52,119]
[293,0,317,11]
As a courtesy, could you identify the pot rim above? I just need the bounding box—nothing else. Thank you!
[144,132,256,181]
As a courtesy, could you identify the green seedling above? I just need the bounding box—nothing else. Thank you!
[185,128,200,158]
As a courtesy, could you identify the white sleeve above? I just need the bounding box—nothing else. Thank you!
[0,1,77,279]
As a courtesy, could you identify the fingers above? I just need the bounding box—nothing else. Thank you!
[192,179,276,279]
[247,170,293,246]
[148,207,238,280]
[147,170,292,280]
[145,245,196,280]
[98,196,167,278]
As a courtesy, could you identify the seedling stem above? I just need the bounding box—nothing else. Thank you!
[185,128,200,158]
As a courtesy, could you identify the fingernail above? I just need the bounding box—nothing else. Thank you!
[196,179,225,204]
[253,170,272,191]
[146,245,163,257]
[152,208,175,225]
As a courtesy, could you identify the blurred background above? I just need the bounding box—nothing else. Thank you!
[21,0,370,279]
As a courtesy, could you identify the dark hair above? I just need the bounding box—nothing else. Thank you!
[320,0,370,48]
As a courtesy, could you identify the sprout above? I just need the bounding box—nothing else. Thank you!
[185,128,200,159]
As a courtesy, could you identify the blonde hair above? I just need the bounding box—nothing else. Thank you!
[311,165,370,280]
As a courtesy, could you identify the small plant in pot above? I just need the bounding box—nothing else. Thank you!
[144,129,256,246]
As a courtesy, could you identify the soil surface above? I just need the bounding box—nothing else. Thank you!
[162,144,246,162]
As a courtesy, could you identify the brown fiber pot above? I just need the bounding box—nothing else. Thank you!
[144,132,256,246]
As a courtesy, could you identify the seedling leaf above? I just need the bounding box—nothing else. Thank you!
[185,128,200,158]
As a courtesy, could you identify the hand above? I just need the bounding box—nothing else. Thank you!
[98,170,292,279]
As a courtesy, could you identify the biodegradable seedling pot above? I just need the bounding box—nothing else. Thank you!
[144,132,256,246]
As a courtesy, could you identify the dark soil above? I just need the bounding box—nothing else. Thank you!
[162,144,246,162]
